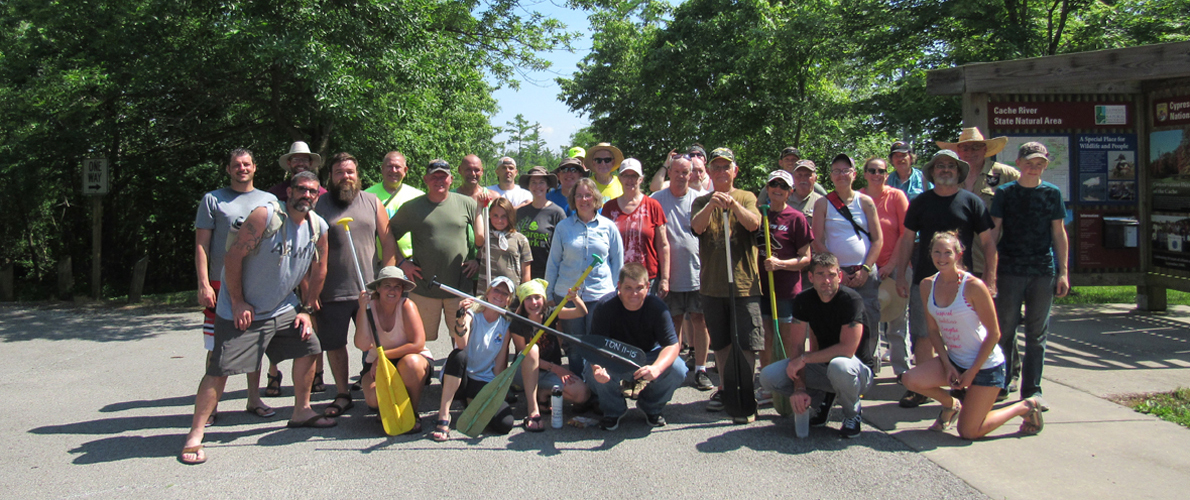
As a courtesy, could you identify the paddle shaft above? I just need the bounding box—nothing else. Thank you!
[722,210,757,417]
[760,205,793,416]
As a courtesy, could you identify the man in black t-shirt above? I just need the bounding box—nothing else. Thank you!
[586,263,688,430]
[892,149,996,408]
[759,253,873,439]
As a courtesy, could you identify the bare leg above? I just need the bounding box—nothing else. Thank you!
[326,347,351,395]
[289,354,330,424]
[245,370,263,409]
[362,368,379,409]
[514,337,541,418]
[183,375,229,451]
[901,356,956,408]
[690,312,710,367]
[437,375,462,424]
[956,385,1032,440]
[396,354,430,413]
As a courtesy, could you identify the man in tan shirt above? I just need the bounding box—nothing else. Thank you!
[938,127,1019,278]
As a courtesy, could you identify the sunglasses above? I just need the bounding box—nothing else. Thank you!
[559,167,583,173]
[428,160,450,170]
[689,152,705,158]
[767,180,791,189]
[865,168,888,175]
[593,157,614,164]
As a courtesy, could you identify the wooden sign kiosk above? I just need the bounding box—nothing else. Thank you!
[927,41,1190,311]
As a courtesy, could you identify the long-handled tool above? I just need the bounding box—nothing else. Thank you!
[453,255,603,437]
[337,217,415,435]
[720,211,758,419]
[760,204,792,417]
[429,280,645,370]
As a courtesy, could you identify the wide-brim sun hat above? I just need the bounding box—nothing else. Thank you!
[518,166,559,189]
[366,266,417,293]
[553,157,589,177]
[279,141,324,174]
[923,149,971,184]
[586,143,624,171]
[936,127,1008,158]
[878,278,907,322]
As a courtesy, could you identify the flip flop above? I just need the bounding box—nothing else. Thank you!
[323,393,355,418]
[523,414,546,432]
[287,414,338,429]
[178,445,206,465]
[246,404,276,418]
[1020,397,1044,435]
[205,411,217,428]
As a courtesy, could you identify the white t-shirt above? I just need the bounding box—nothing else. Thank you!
[487,184,533,207]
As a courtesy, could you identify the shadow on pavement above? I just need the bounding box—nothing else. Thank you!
[0,305,197,343]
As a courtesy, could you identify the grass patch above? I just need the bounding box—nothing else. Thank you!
[1055,286,1190,306]
[106,290,198,308]
[1114,388,1190,428]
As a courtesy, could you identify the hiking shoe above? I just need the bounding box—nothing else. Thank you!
[646,413,666,427]
[600,413,624,431]
[732,413,756,425]
[898,390,930,408]
[629,379,648,400]
[693,370,714,391]
[840,413,862,438]
[755,389,773,406]
[706,391,724,412]
[810,393,836,427]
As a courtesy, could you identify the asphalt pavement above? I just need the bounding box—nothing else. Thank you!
[0,302,1187,499]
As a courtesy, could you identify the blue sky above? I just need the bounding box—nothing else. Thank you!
[488,2,596,154]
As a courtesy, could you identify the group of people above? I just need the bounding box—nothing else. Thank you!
[179,128,1067,465]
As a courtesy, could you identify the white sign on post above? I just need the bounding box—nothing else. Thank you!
[83,158,109,195]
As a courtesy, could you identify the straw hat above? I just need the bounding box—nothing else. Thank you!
[278,141,324,174]
[878,278,907,322]
[585,143,624,170]
[936,127,1008,158]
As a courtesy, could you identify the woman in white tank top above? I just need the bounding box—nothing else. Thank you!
[902,232,1044,439]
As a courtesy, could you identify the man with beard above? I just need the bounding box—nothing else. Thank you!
[180,171,332,465]
[364,151,424,261]
[893,150,996,408]
[269,141,328,201]
[939,128,1019,279]
[313,153,396,418]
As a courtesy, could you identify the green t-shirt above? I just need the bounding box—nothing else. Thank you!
[364,183,424,259]
[692,188,762,298]
[389,193,477,298]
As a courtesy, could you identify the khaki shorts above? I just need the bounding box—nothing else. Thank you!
[408,293,464,342]
[207,308,321,377]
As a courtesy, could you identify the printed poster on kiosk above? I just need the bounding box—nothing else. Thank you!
[1150,95,1190,211]
[1076,134,1137,204]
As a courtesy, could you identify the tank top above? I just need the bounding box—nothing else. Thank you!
[823,193,870,266]
[927,271,1004,370]
[364,299,433,363]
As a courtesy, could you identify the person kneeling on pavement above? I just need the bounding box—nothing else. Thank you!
[760,252,875,438]
[586,263,688,430]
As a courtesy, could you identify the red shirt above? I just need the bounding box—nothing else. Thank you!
[602,196,668,279]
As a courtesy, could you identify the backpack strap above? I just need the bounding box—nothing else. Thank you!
[826,192,870,240]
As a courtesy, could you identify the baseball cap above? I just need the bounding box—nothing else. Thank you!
[1018,142,1049,160]
[890,141,913,155]
[830,153,855,170]
[793,159,817,173]
[619,158,643,175]
[567,146,586,159]
[767,170,794,188]
[708,147,735,164]
[780,147,801,160]
[426,159,451,175]
[489,276,515,294]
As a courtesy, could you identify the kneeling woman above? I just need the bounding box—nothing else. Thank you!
[510,279,591,431]
[902,231,1043,439]
[433,276,516,441]
[353,267,433,432]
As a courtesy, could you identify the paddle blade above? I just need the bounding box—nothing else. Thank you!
[373,347,405,436]
[456,355,523,438]
[720,344,758,418]
[384,360,417,434]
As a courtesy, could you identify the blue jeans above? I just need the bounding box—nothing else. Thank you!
[583,350,688,417]
[554,292,602,378]
[994,274,1055,398]
[760,356,873,419]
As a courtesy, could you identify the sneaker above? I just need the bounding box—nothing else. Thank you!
[840,413,862,438]
[646,413,666,427]
[996,389,1009,402]
[629,379,648,400]
[810,393,836,427]
[898,390,930,408]
[706,391,724,412]
[732,413,756,424]
[755,389,773,406]
[599,413,624,431]
[693,370,714,391]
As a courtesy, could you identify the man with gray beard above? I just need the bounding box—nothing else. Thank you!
[313,152,396,418]
[892,149,996,408]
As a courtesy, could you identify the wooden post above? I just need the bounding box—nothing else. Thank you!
[961,92,990,133]
[0,263,13,301]
[129,256,149,303]
[91,195,102,299]
[57,256,73,300]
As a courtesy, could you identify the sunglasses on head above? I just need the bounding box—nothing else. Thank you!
[429,160,450,170]
[593,157,614,164]
[866,168,887,175]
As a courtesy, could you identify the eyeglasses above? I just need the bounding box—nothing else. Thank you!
[865,168,888,175]
[291,186,319,195]
[933,163,959,170]
[767,180,791,189]
[593,157,614,164]
[830,168,854,175]
[708,163,733,172]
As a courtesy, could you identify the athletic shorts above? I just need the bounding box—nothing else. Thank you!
[363,353,435,386]
[701,295,764,352]
[313,300,357,351]
[760,297,795,324]
[664,290,703,316]
[208,308,321,377]
[202,281,222,351]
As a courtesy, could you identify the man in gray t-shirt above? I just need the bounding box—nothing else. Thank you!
[193,148,277,422]
[650,157,713,390]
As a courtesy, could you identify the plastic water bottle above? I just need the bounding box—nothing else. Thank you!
[551,385,564,429]
[795,410,810,438]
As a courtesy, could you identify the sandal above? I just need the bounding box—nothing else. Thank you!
[205,410,217,428]
[431,419,451,441]
[1020,397,1045,435]
[311,371,326,393]
[929,400,962,432]
[178,445,206,465]
[523,414,546,432]
[264,372,282,397]
[323,393,354,418]
[246,404,276,418]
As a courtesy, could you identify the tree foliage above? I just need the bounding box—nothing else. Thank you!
[0,0,586,298]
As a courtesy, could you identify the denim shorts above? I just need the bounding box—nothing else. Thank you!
[760,297,794,324]
[950,357,1006,388]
